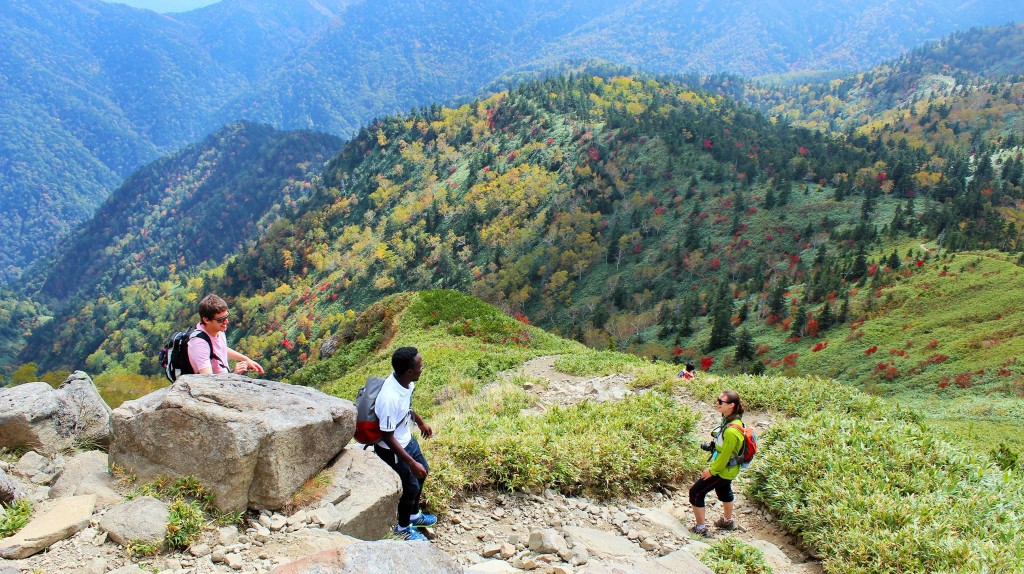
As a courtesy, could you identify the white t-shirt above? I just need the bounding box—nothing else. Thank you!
[374,373,414,449]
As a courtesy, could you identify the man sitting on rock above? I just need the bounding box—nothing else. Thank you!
[188,294,264,376]
[374,346,436,542]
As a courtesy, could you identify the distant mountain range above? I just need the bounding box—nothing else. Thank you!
[3,0,1024,282]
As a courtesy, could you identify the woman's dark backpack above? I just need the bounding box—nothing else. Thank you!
[159,327,217,382]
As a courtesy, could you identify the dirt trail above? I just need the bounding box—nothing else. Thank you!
[432,355,822,574]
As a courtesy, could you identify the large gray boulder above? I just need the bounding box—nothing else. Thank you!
[109,374,356,513]
[319,444,402,540]
[0,372,111,454]
[269,541,463,574]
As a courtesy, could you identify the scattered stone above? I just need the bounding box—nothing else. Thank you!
[86,557,107,574]
[465,560,522,573]
[655,548,716,573]
[746,539,794,572]
[99,496,169,549]
[287,509,309,526]
[269,540,461,573]
[528,528,568,556]
[107,566,149,574]
[190,543,213,557]
[308,504,342,527]
[225,552,245,569]
[0,494,96,558]
[109,374,355,512]
[0,468,25,505]
[270,515,288,531]
[218,525,240,547]
[500,542,517,559]
[482,542,503,558]
[560,526,644,558]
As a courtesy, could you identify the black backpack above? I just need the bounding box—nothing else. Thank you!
[159,327,221,382]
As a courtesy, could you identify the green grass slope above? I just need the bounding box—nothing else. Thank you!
[305,289,1024,574]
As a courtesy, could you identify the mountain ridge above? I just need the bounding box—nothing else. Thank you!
[4,0,1024,280]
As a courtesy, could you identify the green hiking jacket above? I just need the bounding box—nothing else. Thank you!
[710,417,744,481]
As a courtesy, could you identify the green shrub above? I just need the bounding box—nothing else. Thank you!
[0,500,32,538]
[991,442,1018,471]
[553,351,646,377]
[749,412,1024,573]
[127,538,161,556]
[422,384,702,513]
[165,498,206,549]
[701,537,774,574]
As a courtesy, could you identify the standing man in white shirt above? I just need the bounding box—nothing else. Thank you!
[373,346,435,541]
[188,294,264,376]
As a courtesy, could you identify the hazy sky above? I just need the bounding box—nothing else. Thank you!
[102,0,220,12]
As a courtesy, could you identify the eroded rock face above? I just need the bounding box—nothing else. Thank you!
[318,444,402,540]
[108,374,356,513]
[0,372,111,454]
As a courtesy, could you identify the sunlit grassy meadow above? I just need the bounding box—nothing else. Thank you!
[292,289,1024,573]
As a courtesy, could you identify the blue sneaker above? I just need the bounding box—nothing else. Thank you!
[409,512,437,528]
[394,525,429,542]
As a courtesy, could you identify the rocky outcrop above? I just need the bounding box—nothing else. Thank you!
[317,444,402,540]
[0,372,111,454]
[0,494,96,559]
[108,374,356,513]
[269,540,463,574]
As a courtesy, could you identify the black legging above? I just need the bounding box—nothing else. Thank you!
[689,473,734,508]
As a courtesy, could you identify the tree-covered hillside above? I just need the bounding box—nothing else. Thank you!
[21,72,1021,382]
[4,0,1023,281]
[725,23,1024,153]
[30,122,342,302]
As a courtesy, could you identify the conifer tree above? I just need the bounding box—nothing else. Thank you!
[791,303,807,338]
[734,327,755,362]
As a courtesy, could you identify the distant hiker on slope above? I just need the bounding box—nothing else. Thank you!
[677,362,696,380]
[374,346,437,542]
[689,389,745,537]
[188,294,264,375]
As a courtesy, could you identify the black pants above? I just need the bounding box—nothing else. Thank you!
[689,474,734,508]
[374,438,428,527]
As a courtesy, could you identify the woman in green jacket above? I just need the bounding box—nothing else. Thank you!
[689,389,745,537]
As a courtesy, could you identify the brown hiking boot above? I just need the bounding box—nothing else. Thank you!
[714,517,736,530]
[689,524,711,538]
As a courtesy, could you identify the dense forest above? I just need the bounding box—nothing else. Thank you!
[18,68,1022,388]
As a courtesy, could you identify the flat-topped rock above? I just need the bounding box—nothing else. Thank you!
[0,494,96,559]
[109,374,356,513]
